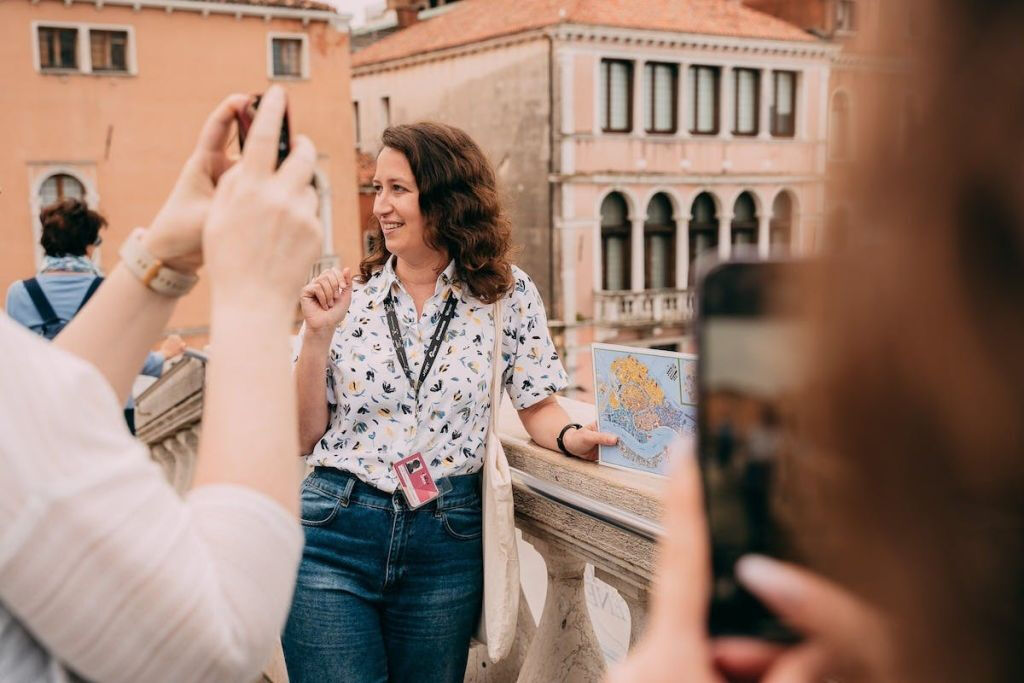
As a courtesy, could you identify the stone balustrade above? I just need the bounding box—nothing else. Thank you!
[135,356,664,683]
[593,288,695,326]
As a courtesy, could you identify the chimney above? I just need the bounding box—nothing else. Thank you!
[389,0,424,29]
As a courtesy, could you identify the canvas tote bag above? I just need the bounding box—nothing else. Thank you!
[473,299,520,661]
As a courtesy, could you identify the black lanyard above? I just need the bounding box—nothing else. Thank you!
[383,292,458,399]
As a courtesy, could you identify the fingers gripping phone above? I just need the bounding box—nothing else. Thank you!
[697,260,810,641]
[236,94,291,168]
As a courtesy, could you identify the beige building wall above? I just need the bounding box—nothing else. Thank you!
[352,36,556,304]
[1,0,360,344]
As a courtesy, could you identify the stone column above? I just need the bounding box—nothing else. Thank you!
[517,535,605,683]
[595,570,649,649]
[758,212,771,258]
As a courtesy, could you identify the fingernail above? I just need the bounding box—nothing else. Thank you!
[735,555,800,602]
[265,84,284,102]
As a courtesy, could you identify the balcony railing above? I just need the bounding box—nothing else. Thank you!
[136,357,662,683]
[593,289,694,326]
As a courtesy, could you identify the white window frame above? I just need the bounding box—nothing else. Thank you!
[32,21,138,76]
[267,32,309,80]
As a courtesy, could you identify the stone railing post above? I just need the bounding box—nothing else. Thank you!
[517,533,606,682]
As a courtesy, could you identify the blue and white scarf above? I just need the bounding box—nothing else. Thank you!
[39,255,102,277]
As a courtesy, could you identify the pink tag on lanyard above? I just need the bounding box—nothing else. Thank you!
[393,452,440,509]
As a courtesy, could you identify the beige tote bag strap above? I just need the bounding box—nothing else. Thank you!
[490,299,503,432]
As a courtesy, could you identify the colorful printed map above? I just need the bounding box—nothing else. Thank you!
[592,344,697,476]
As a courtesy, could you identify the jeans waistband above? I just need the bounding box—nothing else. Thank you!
[307,466,481,511]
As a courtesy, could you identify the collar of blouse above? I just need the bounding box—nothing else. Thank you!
[364,256,463,307]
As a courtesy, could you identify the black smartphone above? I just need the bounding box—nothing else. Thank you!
[697,259,810,641]
[236,93,291,168]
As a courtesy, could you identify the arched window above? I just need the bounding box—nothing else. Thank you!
[688,192,719,286]
[770,192,794,252]
[39,173,85,208]
[644,193,676,289]
[829,92,851,161]
[600,192,631,291]
[731,192,758,248]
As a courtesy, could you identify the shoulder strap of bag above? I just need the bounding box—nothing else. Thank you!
[22,278,59,327]
[77,276,103,313]
[490,299,504,434]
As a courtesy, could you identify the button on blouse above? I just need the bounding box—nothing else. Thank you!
[296,258,568,492]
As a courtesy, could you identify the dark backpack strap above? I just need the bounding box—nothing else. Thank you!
[22,278,60,328]
[77,276,104,312]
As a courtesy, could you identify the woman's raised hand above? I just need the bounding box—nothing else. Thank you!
[300,267,353,333]
[202,86,322,314]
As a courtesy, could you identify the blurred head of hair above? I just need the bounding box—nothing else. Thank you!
[39,198,107,258]
[801,1,1024,680]
[359,121,514,304]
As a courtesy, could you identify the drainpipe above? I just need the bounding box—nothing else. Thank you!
[546,30,556,311]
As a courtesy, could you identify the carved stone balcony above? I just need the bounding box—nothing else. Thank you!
[593,289,694,327]
[135,355,664,683]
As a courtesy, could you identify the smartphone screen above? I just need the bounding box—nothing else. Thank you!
[697,260,810,640]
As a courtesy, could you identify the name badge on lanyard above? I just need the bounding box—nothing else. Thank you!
[383,292,459,506]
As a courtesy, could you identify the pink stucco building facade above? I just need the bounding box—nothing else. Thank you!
[1,0,361,345]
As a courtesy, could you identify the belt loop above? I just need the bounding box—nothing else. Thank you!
[338,476,355,507]
[435,476,454,510]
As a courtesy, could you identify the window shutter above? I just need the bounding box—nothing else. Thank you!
[777,72,794,116]
[643,64,654,131]
[609,61,630,130]
[735,70,757,134]
[654,64,674,131]
[695,67,716,133]
[605,236,627,291]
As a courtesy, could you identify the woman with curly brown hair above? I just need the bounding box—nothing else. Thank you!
[284,122,617,682]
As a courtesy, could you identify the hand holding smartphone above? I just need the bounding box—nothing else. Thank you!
[236,93,291,168]
[697,259,811,641]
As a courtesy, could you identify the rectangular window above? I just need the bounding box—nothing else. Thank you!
[89,30,128,72]
[381,96,391,129]
[690,65,720,135]
[836,0,856,32]
[38,27,78,71]
[643,62,677,134]
[771,70,797,137]
[600,59,633,133]
[271,37,303,78]
[733,68,760,136]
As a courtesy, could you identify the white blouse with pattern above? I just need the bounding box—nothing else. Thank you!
[296,258,568,492]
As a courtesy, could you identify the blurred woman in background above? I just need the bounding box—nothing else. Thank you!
[614,1,1024,681]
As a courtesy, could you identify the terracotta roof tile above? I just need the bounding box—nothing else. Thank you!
[353,0,814,67]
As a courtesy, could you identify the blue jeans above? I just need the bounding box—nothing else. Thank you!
[282,467,483,683]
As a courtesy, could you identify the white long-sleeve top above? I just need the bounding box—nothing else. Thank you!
[0,315,303,682]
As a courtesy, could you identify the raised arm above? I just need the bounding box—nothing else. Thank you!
[55,93,249,403]
[294,267,351,455]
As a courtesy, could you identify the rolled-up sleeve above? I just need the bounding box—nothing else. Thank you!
[504,272,569,410]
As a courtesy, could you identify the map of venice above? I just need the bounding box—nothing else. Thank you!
[593,344,698,476]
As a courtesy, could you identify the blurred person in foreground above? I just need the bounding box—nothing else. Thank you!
[4,199,187,433]
[613,1,1024,681]
[0,85,320,682]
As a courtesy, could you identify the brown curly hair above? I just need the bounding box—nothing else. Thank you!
[40,198,107,257]
[359,122,514,304]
